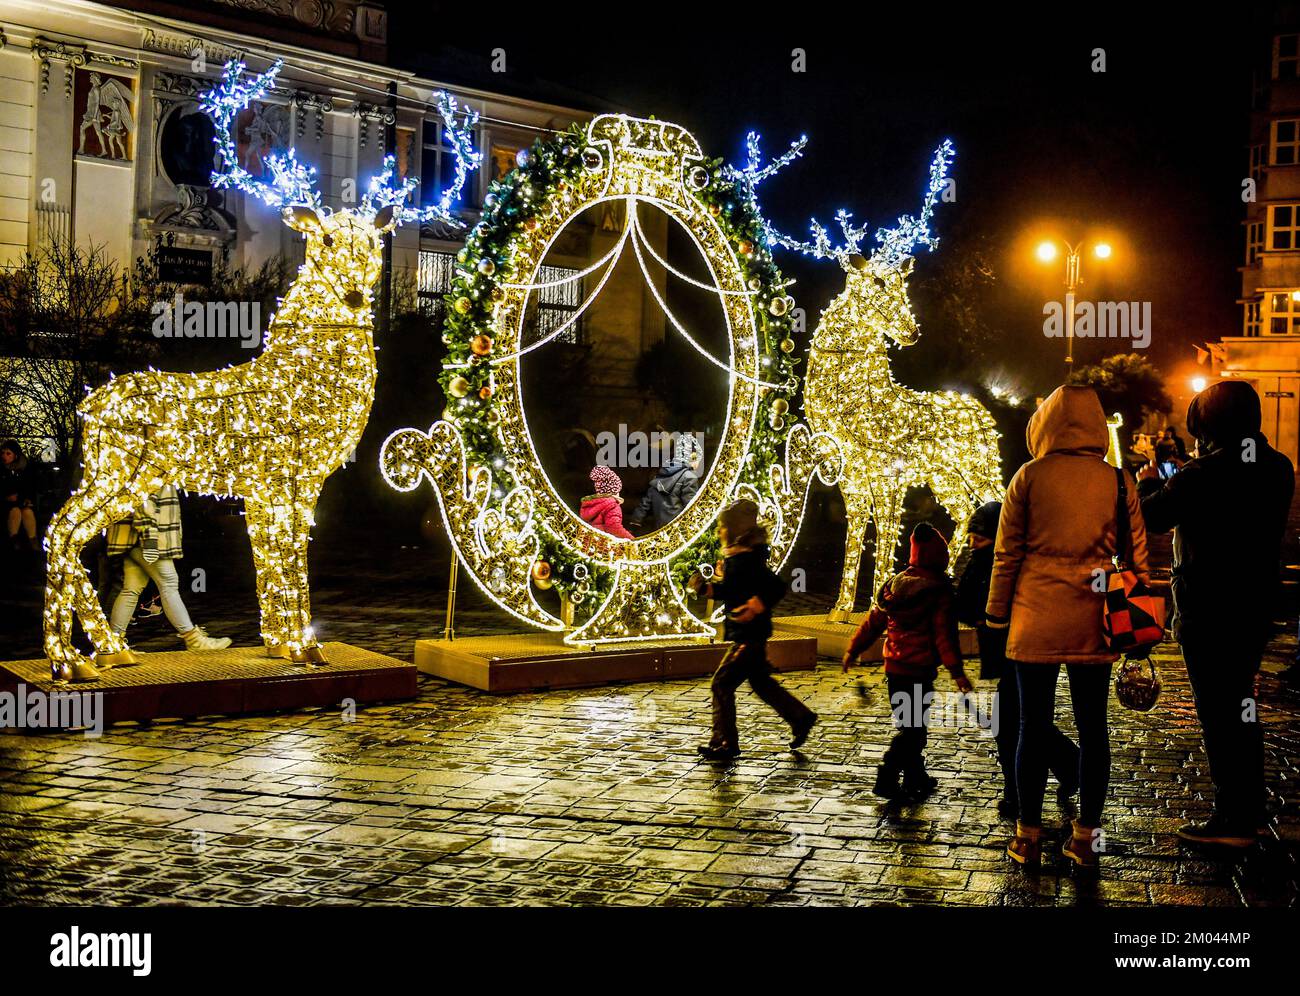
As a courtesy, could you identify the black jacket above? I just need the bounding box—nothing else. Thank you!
[954,542,1009,679]
[1139,433,1293,645]
[631,461,700,529]
[710,544,785,643]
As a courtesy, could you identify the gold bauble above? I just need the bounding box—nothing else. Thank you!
[531,561,552,582]
[454,296,472,314]
[738,239,754,256]
[523,218,538,232]
[769,296,788,316]
[470,334,493,356]
[772,398,789,415]
[448,376,470,398]
[477,259,496,276]
[533,575,553,590]
[479,385,493,400]
[489,287,504,302]
[708,203,722,217]
[779,338,795,353]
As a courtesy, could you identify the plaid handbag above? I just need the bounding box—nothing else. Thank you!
[1102,467,1165,657]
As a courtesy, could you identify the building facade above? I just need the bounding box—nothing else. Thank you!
[0,0,688,475]
[1230,10,1300,463]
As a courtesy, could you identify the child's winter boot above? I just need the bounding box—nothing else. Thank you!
[1007,821,1042,866]
[1062,819,1101,870]
[873,761,902,799]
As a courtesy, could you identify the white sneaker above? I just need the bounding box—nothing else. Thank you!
[181,626,232,651]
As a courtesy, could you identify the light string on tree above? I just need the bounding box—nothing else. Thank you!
[40,59,479,681]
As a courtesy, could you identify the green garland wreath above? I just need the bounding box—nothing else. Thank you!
[439,122,801,614]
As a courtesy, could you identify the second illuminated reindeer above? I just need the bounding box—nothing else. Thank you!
[744,139,1003,621]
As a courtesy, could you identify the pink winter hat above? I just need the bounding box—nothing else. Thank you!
[589,465,623,495]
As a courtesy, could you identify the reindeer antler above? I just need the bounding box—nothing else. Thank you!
[360,91,481,226]
[872,140,956,265]
[201,60,322,209]
[203,60,481,225]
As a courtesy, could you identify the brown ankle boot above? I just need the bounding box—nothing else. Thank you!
[1062,819,1101,869]
[1007,821,1042,866]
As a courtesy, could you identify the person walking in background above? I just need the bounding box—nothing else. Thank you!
[987,385,1149,871]
[688,499,816,760]
[1,440,39,553]
[955,501,1078,819]
[844,522,974,801]
[106,485,231,654]
[580,465,634,540]
[629,434,703,532]
[1138,381,1294,847]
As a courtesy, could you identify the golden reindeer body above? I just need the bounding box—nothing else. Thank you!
[42,209,388,673]
[804,255,1002,621]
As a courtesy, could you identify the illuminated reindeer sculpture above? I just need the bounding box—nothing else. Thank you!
[753,140,1003,621]
[42,60,479,680]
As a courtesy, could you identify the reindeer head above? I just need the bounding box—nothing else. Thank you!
[747,137,954,350]
[200,60,480,313]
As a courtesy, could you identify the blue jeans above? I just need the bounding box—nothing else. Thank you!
[1015,662,1112,827]
[109,546,194,636]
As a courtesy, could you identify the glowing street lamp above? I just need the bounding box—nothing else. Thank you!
[1191,376,1208,393]
[1036,238,1114,372]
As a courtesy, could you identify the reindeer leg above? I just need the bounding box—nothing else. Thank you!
[869,482,907,611]
[830,491,872,623]
[43,476,137,680]
[244,497,292,661]
[282,480,324,664]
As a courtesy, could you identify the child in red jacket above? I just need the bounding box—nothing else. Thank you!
[580,465,633,539]
[843,522,973,800]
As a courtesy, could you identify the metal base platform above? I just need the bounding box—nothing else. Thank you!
[772,613,980,660]
[415,631,819,693]
[0,642,417,728]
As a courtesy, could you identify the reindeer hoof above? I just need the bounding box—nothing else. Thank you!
[291,645,328,666]
[96,648,139,668]
[826,608,854,624]
[266,644,291,660]
[68,659,103,683]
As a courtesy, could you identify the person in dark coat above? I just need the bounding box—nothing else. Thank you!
[1138,380,1295,847]
[955,501,1078,819]
[1,439,39,552]
[629,434,702,531]
[687,498,816,760]
[843,522,974,800]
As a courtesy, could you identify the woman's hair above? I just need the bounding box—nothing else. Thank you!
[0,439,23,464]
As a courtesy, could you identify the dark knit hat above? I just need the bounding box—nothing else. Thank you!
[967,501,1002,541]
[719,498,766,547]
[589,464,623,496]
[909,522,950,571]
[1186,380,1262,448]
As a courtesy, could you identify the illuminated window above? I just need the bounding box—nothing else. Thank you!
[1275,34,1300,80]
[1247,221,1265,263]
[530,265,582,344]
[422,118,477,210]
[1267,291,1300,334]
[489,143,520,183]
[1244,300,1262,337]
[1272,120,1300,165]
[417,249,457,318]
[1250,143,1265,181]
[1267,204,1300,248]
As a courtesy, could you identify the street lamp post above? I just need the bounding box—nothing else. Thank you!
[1037,239,1111,375]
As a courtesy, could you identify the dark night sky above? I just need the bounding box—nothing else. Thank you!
[391,5,1260,398]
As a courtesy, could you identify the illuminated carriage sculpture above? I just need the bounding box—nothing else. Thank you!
[381,115,841,645]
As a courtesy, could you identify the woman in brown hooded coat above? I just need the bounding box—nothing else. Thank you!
[986,385,1149,868]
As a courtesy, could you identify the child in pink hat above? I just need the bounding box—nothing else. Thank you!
[580,465,633,539]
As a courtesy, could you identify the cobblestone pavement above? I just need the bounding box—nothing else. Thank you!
[1,507,1298,906]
